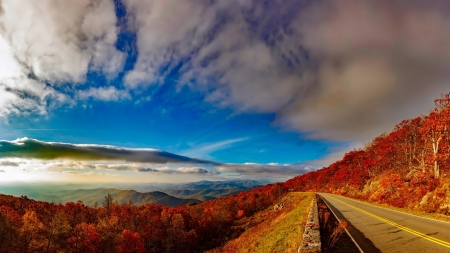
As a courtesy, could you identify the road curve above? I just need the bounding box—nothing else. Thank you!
[319,193,450,253]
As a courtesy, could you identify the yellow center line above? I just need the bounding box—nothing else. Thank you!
[328,195,450,249]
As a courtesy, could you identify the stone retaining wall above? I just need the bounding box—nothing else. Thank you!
[298,194,321,253]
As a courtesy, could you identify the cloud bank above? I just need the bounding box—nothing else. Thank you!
[2,0,450,143]
[217,163,314,175]
[0,138,214,164]
[0,138,313,177]
[138,167,212,174]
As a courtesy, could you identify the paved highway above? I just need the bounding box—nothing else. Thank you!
[319,193,450,253]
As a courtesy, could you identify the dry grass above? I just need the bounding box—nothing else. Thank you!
[206,192,314,253]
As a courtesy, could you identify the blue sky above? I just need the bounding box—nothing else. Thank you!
[0,86,335,165]
[0,0,449,183]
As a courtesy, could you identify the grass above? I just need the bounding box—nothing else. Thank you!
[207,192,314,253]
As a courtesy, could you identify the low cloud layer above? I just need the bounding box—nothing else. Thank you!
[0,161,21,167]
[1,0,449,149]
[217,163,314,175]
[0,138,314,177]
[0,138,214,164]
[62,171,94,176]
[138,167,212,174]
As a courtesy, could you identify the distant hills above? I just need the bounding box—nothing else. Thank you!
[164,179,266,201]
[46,188,200,207]
[0,180,267,207]
[174,179,268,190]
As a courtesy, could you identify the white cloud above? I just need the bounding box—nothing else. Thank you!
[78,86,131,101]
[0,0,124,83]
[0,0,124,117]
[122,0,219,88]
[1,0,450,147]
[120,0,450,144]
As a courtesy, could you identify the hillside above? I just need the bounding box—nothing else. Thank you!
[285,93,450,214]
[0,182,288,253]
[42,188,200,207]
[207,192,313,253]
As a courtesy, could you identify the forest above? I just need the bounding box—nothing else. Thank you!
[286,92,450,213]
[0,183,287,253]
[1,92,450,252]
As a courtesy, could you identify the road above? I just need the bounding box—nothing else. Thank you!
[319,193,450,253]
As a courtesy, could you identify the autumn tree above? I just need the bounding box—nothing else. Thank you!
[421,93,450,178]
[20,210,45,253]
[68,223,101,253]
[119,230,145,253]
[0,205,22,252]
[97,215,122,252]
[45,211,71,252]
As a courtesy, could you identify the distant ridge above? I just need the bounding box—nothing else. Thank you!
[47,188,200,207]
[0,179,269,205]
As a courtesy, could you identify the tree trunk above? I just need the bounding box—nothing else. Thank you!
[434,160,440,178]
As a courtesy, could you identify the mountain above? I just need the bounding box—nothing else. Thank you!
[165,188,251,201]
[173,179,268,190]
[43,188,200,207]
[0,180,267,204]
[161,180,267,200]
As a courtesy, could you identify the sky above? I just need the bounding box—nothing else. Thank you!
[1,0,450,184]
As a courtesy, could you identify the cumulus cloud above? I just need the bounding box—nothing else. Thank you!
[3,0,450,145]
[0,138,216,164]
[0,0,124,117]
[277,0,450,141]
[121,0,450,143]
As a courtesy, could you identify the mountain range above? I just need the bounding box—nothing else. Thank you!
[0,179,266,207]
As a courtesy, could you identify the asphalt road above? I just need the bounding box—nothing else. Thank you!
[319,193,450,253]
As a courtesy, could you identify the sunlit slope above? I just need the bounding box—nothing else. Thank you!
[208,192,313,253]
